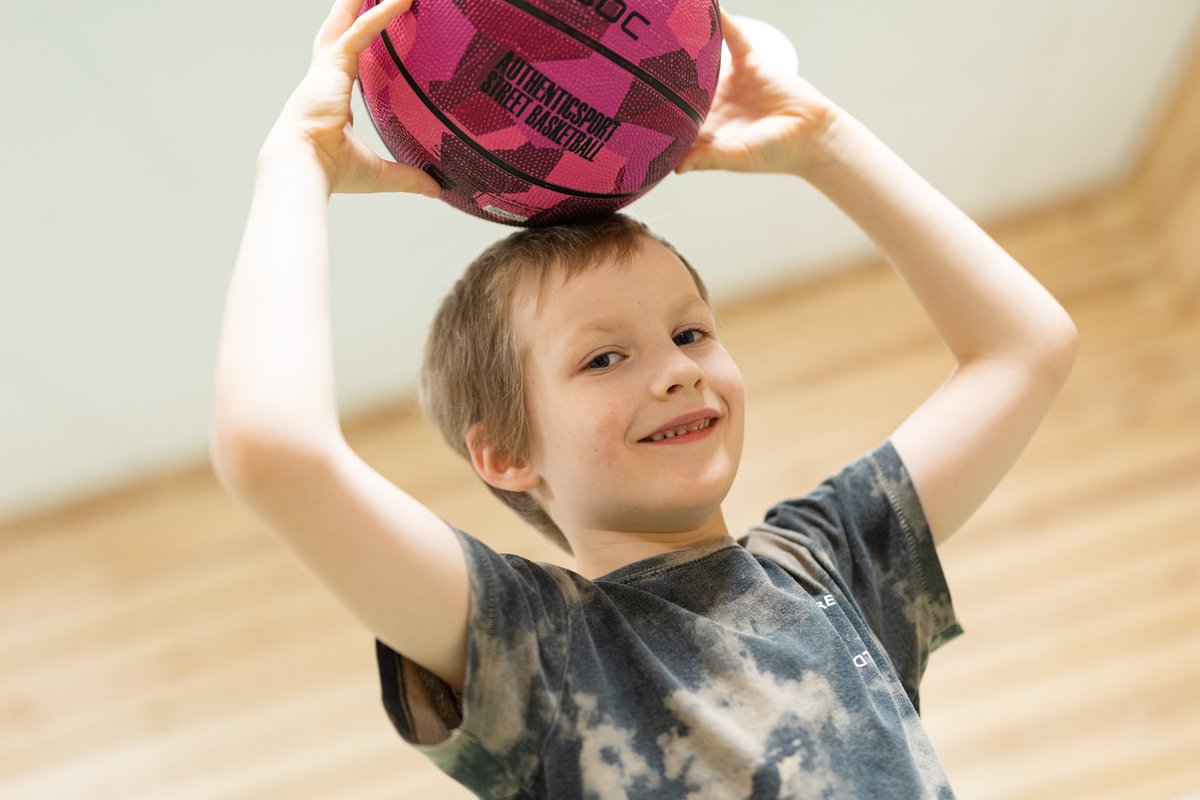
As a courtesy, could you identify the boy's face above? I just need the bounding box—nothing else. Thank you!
[511,237,746,536]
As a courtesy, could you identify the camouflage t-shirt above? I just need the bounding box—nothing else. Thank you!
[375,439,965,798]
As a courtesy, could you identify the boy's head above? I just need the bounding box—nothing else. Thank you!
[421,213,745,556]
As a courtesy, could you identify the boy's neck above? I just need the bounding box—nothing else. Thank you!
[569,510,734,581]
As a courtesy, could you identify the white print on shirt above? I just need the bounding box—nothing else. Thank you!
[814,594,873,670]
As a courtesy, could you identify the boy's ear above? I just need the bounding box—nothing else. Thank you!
[465,423,540,492]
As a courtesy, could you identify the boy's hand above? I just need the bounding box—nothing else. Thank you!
[262,0,442,197]
[676,9,844,178]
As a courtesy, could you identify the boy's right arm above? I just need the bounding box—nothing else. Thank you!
[215,437,469,693]
[210,0,466,692]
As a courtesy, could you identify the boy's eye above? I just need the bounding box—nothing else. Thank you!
[585,352,624,370]
[673,328,707,346]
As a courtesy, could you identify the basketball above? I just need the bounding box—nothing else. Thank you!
[355,0,723,227]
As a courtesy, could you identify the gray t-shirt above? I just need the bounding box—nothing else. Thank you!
[375,439,964,799]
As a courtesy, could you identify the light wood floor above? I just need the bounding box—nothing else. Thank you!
[2,179,1198,798]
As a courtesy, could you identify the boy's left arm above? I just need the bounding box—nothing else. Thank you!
[681,11,1078,547]
[802,110,1078,549]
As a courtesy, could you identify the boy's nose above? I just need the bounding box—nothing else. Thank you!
[651,348,704,397]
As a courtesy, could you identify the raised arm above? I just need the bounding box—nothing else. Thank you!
[678,11,1078,546]
[800,111,1077,546]
[209,0,467,690]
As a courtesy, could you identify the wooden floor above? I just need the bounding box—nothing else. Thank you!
[2,180,1198,798]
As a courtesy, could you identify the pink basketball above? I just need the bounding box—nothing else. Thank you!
[356,0,723,226]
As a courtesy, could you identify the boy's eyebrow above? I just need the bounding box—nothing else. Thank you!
[568,317,624,341]
[564,295,709,348]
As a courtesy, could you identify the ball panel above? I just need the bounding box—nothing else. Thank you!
[667,0,719,58]
[460,0,596,63]
[512,0,719,111]
[405,0,477,83]
[602,121,675,193]
[358,37,440,165]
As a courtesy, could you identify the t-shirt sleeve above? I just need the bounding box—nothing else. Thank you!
[374,526,570,798]
[761,439,964,705]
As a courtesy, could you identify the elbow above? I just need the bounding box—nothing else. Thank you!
[209,413,268,494]
[209,431,263,497]
[1010,319,1078,394]
[209,435,336,507]
[1042,317,1080,376]
[209,409,346,493]
[971,317,1079,379]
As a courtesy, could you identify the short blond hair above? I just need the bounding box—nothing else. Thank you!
[420,213,710,555]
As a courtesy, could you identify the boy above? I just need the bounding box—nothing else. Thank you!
[210,0,1079,796]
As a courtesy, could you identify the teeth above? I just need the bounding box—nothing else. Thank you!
[648,418,712,441]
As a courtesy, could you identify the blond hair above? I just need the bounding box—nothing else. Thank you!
[420,213,710,555]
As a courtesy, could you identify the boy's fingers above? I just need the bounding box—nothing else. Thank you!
[378,160,442,197]
[676,146,710,174]
[719,9,754,61]
[314,0,366,54]
[341,0,413,55]
[333,0,366,19]
[676,132,709,172]
[313,0,408,60]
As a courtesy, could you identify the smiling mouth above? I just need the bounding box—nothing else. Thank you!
[639,417,718,443]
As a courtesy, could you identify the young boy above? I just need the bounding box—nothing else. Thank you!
[211,0,1079,797]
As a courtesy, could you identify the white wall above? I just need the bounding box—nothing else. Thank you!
[2,0,1198,523]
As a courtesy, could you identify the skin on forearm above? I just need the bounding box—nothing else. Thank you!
[798,110,1077,365]
[211,148,344,459]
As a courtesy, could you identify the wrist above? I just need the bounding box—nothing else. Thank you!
[788,104,864,180]
[256,137,334,195]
